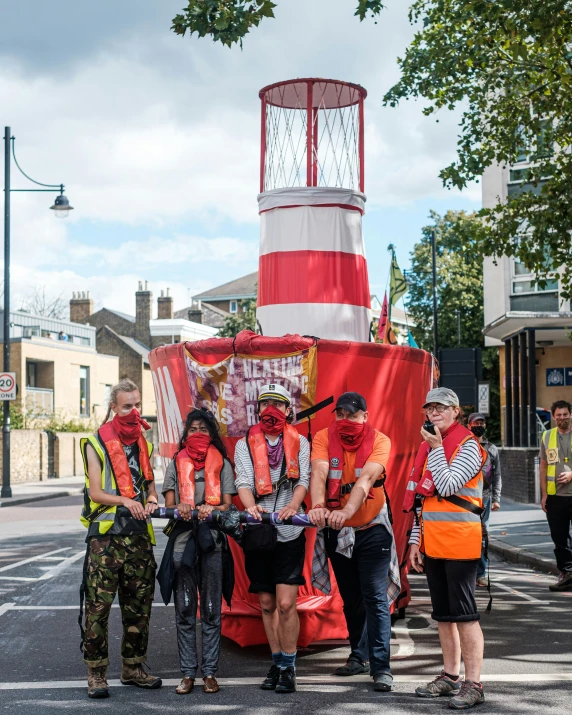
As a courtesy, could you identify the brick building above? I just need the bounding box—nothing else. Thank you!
[70,284,217,417]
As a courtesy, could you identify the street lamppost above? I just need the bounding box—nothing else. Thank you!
[1,127,73,498]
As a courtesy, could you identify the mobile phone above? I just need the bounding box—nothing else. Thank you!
[423,420,436,435]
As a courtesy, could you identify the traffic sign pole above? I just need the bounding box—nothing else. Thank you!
[2,128,11,499]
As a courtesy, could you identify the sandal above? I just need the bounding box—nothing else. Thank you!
[176,677,194,694]
[203,676,220,693]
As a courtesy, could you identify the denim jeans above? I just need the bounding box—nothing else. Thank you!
[325,524,392,676]
[477,495,492,578]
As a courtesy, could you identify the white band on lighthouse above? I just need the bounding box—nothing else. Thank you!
[257,187,372,342]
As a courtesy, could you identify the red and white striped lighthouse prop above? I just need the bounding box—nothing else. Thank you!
[257,79,371,342]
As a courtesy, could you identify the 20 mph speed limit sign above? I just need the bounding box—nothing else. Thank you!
[0,373,16,401]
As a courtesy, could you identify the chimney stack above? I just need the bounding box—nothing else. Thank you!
[157,287,174,320]
[188,300,203,325]
[135,281,152,346]
[70,290,93,324]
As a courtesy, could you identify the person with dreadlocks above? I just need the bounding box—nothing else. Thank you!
[159,408,237,695]
[234,384,310,694]
[79,379,161,699]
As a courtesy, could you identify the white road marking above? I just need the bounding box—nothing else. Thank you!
[0,548,71,573]
[2,673,572,690]
[0,602,14,616]
[36,551,85,580]
[493,581,543,603]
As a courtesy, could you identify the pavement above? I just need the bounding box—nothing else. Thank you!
[0,475,85,508]
[1,492,572,714]
[488,498,559,575]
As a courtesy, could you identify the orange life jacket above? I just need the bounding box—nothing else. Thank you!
[247,423,300,497]
[420,426,486,560]
[175,446,223,508]
[98,420,154,498]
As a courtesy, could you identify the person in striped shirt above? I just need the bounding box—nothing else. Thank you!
[408,387,486,710]
[234,384,310,694]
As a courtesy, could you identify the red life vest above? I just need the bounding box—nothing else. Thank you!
[175,446,223,508]
[247,423,300,497]
[326,421,376,509]
[98,420,154,498]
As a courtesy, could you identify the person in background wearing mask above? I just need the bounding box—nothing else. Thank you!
[407,388,486,710]
[467,413,501,587]
[539,400,572,592]
[308,392,398,694]
[160,408,237,695]
[79,379,161,699]
[234,384,310,694]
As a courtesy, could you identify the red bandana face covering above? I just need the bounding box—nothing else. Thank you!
[336,419,366,452]
[259,404,287,436]
[112,409,150,445]
[184,432,212,469]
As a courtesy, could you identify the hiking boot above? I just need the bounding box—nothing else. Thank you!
[549,571,572,592]
[203,676,220,693]
[476,577,487,588]
[87,665,109,699]
[120,663,162,689]
[335,658,370,676]
[275,666,297,693]
[449,680,485,709]
[260,664,281,690]
[415,671,462,698]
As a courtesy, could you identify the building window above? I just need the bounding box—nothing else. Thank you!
[510,257,559,311]
[80,366,89,417]
[104,384,112,413]
[229,300,238,314]
[26,362,38,388]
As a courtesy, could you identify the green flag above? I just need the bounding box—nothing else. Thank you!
[389,249,407,306]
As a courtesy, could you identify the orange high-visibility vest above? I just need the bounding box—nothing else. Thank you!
[176,446,224,507]
[247,423,300,497]
[421,435,486,560]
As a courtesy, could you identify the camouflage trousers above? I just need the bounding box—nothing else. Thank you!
[83,533,156,667]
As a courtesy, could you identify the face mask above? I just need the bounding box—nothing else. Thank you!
[470,425,486,438]
[184,432,212,468]
[336,419,366,451]
[259,404,287,436]
[113,408,150,444]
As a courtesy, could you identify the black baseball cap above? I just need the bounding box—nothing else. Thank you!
[333,391,367,414]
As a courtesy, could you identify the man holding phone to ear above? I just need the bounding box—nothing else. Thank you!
[407,388,487,710]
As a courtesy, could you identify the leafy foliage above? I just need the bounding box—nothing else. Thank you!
[406,210,500,441]
[385,0,572,298]
[172,1,385,46]
[218,297,258,337]
[172,1,277,47]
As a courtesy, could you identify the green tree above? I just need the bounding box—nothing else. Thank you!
[172,1,384,47]
[218,297,258,337]
[174,1,572,297]
[407,210,500,441]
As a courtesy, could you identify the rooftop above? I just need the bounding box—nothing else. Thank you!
[193,272,258,301]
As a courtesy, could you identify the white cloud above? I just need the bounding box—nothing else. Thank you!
[0,0,479,312]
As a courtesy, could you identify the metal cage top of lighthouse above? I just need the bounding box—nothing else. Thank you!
[259,78,367,194]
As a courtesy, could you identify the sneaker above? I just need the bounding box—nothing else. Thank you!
[476,577,488,588]
[449,680,485,709]
[260,664,281,691]
[549,571,572,592]
[275,666,297,694]
[120,663,162,689]
[87,665,109,699]
[415,671,462,698]
[335,658,370,676]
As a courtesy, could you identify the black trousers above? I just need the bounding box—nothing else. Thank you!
[546,495,572,573]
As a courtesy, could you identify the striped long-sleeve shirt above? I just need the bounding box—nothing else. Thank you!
[409,439,482,546]
[234,434,310,542]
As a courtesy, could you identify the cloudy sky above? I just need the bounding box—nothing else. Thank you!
[1,0,479,319]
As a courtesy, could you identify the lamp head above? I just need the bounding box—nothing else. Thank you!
[50,193,73,219]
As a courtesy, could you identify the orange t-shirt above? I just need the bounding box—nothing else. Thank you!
[311,427,391,527]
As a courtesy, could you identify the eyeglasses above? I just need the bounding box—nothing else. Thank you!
[424,404,451,415]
